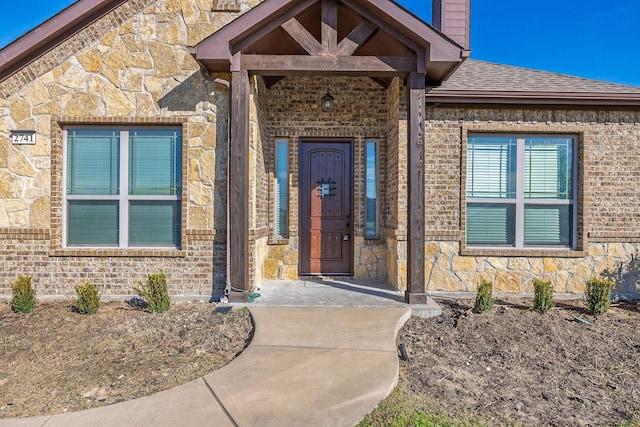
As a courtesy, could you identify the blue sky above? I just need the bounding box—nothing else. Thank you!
[1,0,639,87]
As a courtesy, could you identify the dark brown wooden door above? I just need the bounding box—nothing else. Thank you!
[299,140,353,275]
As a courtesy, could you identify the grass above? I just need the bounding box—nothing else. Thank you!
[358,389,493,427]
[359,389,639,427]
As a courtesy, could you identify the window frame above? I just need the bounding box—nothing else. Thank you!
[62,126,183,249]
[465,133,578,250]
[364,138,379,240]
[273,138,289,239]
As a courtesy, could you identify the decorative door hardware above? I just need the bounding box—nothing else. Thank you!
[315,177,336,198]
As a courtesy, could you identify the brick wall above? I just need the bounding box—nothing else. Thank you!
[249,76,270,286]
[422,107,640,296]
[425,107,640,241]
[262,75,393,280]
[0,227,225,296]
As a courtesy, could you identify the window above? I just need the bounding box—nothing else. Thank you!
[466,135,576,249]
[365,139,378,239]
[64,128,182,248]
[274,138,289,238]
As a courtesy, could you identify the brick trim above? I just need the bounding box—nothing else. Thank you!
[50,117,191,255]
[460,124,588,255]
[249,227,270,241]
[50,249,186,258]
[0,228,51,240]
[268,237,289,245]
[363,239,385,245]
[53,117,189,124]
[588,232,640,242]
[424,233,462,240]
[461,248,587,258]
[381,228,406,241]
[186,229,226,242]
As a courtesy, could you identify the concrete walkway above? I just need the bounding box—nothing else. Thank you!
[1,280,439,427]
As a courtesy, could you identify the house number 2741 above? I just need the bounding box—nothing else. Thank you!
[10,131,36,145]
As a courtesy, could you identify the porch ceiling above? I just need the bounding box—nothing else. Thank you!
[189,0,466,84]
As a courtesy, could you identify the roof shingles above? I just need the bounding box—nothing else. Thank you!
[434,59,640,94]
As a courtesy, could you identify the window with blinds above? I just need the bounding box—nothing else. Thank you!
[466,135,576,249]
[365,140,378,239]
[274,139,289,238]
[64,128,182,248]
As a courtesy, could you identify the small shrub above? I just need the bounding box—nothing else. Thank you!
[11,275,36,313]
[585,278,613,315]
[75,282,101,315]
[532,278,554,314]
[473,279,494,313]
[132,270,171,313]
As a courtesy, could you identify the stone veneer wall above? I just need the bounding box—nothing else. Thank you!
[425,241,640,297]
[423,107,640,297]
[0,0,261,295]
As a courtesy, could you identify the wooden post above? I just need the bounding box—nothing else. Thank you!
[228,69,250,302]
[406,72,427,304]
[321,0,337,54]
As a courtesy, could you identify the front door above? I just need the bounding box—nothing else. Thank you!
[299,139,353,275]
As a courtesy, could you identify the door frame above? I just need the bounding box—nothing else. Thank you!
[298,137,354,276]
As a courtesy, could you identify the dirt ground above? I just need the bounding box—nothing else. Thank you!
[2,297,639,425]
[0,299,252,419]
[397,298,640,426]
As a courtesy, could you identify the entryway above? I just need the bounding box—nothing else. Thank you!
[299,139,353,275]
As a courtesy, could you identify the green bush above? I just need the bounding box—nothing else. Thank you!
[532,278,554,314]
[132,270,171,313]
[11,275,36,313]
[473,279,494,314]
[585,278,613,315]
[75,282,101,315]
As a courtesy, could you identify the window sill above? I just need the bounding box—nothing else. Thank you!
[363,238,384,245]
[461,248,586,258]
[268,237,289,245]
[50,248,186,258]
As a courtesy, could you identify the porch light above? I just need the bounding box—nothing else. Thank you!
[321,92,335,112]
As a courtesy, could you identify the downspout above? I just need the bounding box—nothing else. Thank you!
[199,66,232,302]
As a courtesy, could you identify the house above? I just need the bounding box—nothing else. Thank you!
[1,0,640,301]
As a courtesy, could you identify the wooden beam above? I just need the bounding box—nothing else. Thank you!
[228,70,250,302]
[321,0,337,54]
[241,54,416,76]
[281,18,323,55]
[337,20,378,56]
[406,72,427,304]
[344,0,424,54]
[230,0,317,54]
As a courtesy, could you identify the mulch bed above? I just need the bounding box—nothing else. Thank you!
[397,298,640,426]
[0,300,252,418]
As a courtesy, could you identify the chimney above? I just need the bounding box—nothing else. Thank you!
[432,0,471,50]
